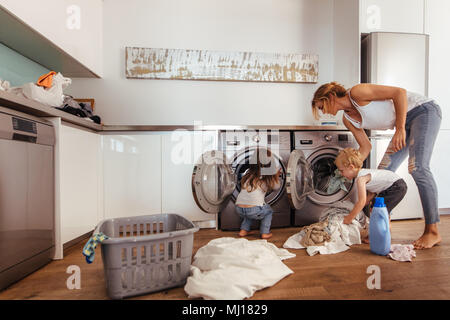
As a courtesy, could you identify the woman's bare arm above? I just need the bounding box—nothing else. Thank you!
[342,115,372,161]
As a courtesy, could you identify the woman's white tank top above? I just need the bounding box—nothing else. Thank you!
[343,90,433,130]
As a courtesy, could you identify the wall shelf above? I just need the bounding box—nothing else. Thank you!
[0,5,100,78]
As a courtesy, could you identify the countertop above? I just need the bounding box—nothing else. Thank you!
[0,90,347,132]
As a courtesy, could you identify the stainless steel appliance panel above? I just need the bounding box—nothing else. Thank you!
[0,110,55,290]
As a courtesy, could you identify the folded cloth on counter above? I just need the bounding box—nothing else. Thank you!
[283,200,363,256]
[21,72,71,106]
[36,71,57,89]
[184,237,295,300]
[82,232,109,264]
[388,244,416,262]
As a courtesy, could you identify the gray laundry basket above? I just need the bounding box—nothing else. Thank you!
[95,213,199,299]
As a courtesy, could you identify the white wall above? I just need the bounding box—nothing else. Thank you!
[65,0,357,126]
[0,0,103,77]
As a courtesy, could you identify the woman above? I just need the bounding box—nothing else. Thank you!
[311,82,442,249]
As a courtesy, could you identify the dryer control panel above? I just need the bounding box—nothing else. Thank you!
[219,130,291,151]
[294,131,354,149]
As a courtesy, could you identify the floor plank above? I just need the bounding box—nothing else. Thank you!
[1,216,449,300]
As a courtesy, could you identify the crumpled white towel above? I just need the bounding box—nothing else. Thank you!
[184,237,295,300]
[283,201,363,256]
[388,244,416,262]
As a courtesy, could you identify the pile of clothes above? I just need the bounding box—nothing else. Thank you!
[56,95,101,124]
[283,200,364,256]
[2,72,101,124]
[283,200,417,262]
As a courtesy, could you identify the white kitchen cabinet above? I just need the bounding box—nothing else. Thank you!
[431,130,450,210]
[102,133,162,219]
[59,123,102,247]
[161,130,218,226]
[359,0,425,34]
[0,0,103,77]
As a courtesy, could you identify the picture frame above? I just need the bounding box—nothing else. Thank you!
[74,98,95,111]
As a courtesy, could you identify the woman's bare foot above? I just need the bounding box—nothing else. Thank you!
[239,229,249,237]
[261,233,272,239]
[362,236,370,244]
[413,224,441,249]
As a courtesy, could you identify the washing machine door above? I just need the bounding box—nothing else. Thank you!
[286,149,314,209]
[307,147,354,204]
[192,150,237,213]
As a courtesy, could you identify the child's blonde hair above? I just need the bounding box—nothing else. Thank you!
[335,148,363,169]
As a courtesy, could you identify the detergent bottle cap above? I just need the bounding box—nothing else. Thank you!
[374,197,386,207]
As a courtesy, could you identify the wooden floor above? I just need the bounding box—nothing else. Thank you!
[1,216,450,300]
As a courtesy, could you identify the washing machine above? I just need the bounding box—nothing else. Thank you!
[289,130,360,226]
[191,130,293,231]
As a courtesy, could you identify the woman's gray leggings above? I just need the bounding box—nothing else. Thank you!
[378,101,442,225]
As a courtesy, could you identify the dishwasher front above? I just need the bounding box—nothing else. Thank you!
[0,108,55,291]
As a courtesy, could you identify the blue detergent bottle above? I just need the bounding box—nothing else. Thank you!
[369,197,391,256]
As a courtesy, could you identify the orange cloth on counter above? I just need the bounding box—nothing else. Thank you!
[36,71,57,89]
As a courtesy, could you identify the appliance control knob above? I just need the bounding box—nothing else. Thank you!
[324,134,333,142]
[253,135,261,143]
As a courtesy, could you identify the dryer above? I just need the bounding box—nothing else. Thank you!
[191,130,295,231]
[289,131,361,226]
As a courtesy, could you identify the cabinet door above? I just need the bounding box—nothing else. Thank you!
[162,131,218,224]
[360,0,424,34]
[0,0,103,76]
[371,136,423,220]
[102,133,162,219]
[60,124,101,244]
[431,130,450,209]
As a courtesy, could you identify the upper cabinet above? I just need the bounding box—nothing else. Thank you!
[360,0,425,34]
[0,0,103,78]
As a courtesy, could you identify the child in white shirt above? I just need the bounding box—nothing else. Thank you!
[335,148,407,242]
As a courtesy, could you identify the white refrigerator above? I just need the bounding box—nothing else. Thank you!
[361,32,429,220]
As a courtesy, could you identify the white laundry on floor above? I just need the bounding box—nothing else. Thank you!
[283,200,364,256]
[184,237,295,300]
[388,244,416,262]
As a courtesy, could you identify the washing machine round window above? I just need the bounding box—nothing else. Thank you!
[192,150,237,213]
[231,147,286,205]
[306,148,354,204]
[286,149,314,209]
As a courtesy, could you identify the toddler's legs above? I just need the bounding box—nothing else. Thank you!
[259,205,273,239]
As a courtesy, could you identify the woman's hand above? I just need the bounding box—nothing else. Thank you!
[392,128,406,152]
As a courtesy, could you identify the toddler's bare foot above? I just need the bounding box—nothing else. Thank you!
[362,237,370,244]
[239,229,249,237]
[261,233,272,239]
[413,224,441,249]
